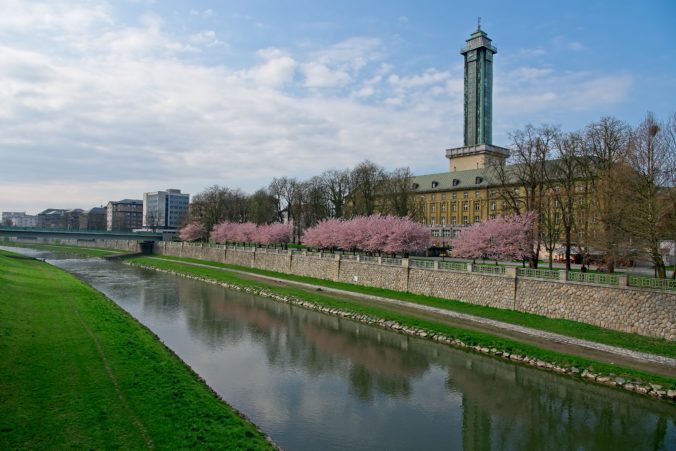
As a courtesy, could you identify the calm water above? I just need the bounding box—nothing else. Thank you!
[6,247,676,450]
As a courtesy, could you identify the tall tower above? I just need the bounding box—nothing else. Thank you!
[462,19,496,146]
[446,20,509,172]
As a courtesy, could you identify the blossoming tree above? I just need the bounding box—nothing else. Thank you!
[179,222,207,242]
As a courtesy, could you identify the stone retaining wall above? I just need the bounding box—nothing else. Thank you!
[515,279,675,339]
[15,238,675,340]
[408,268,516,310]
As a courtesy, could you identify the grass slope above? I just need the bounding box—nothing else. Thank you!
[0,250,272,450]
[129,256,676,389]
[0,240,125,258]
[144,255,675,359]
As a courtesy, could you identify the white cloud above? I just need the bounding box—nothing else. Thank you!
[0,0,112,33]
[246,49,297,86]
[188,30,224,48]
[302,62,351,88]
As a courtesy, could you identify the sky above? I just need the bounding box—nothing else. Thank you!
[0,0,674,214]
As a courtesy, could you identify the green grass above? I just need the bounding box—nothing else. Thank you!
[129,256,676,389]
[0,250,272,449]
[139,255,676,360]
[0,240,126,257]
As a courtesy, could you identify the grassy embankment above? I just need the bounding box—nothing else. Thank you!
[0,240,126,258]
[0,250,272,450]
[129,255,676,389]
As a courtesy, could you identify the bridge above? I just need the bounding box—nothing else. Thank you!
[0,227,165,242]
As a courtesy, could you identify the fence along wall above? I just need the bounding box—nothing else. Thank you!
[12,238,673,340]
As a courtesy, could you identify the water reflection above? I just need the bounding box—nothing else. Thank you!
[4,246,674,451]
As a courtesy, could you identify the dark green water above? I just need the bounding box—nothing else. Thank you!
[7,247,676,450]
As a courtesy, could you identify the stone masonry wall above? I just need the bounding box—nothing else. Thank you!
[516,279,676,340]
[408,268,515,310]
[336,260,408,291]
[290,255,340,280]
[23,239,675,340]
[253,252,291,274]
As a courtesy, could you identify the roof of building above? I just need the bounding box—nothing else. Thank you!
[84,207,106,214]
[410,166,515,192]
[109,199,143,205]
[410,158,589,193]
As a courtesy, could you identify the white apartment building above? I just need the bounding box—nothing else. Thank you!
[1,211,37,227]
[143,189,190,231]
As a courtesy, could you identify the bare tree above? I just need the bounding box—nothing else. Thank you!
[623,112,676,278]
[584,117,631,272]
[489,124,558,267]
[321,169,352,219]
[249,189,278,225]
[190,185,233,236]
[348,160,386,217]
[550,131,589,270]
[380,167,415,217]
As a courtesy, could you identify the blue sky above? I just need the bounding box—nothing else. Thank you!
[0,0,674,213]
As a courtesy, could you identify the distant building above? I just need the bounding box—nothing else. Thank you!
[1,211,37,227]
[64,209,84,230]
[37,209,68,229]
[143,189,190,231]
[79,207,107,231]
[106,199,143,231]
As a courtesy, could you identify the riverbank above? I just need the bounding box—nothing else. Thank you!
[1,241,127,257]
[126,256,676,401]
[0,250,274,449]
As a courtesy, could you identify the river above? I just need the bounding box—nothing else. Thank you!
[5,247,676,450]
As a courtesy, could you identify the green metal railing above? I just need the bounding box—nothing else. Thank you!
[517,268,560,280]
[628,276,676,291]
[381,257,402,266]
[567,271,619,286]
[439,261,468,271]
[472,264,506,275]
[410,259,435,269]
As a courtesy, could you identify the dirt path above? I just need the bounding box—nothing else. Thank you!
[147,257,676,378]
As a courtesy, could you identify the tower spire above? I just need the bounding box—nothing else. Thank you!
[477,16,481,31]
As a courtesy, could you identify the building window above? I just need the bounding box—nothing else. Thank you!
[474,215,480,223]
[490,201,496,211]
[490,215,496,220]
[441,203,446,212]
[490,190,497,198]
[431,204,436,213]
[430,218,436,226]
[440,217,446,225]
[443,228,452,237]
[463,201,468,212]
[451,217,457,225]
[441,193,446,200]
[463,192,468,199]
[514,188,520,197]
[475,191,480,198]
[432,229,440,237]
[474,202,480,211]
[452,192,457,200]
[463,216,468,225]
[452,202,457,212]
[431,193,436,201]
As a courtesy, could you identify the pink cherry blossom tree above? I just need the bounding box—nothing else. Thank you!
[259,222,293,245]
[451,212,535,262]
[179,222,207,242]
[302,215,430,255]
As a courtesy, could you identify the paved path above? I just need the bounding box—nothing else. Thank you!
[148,257,676,375]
